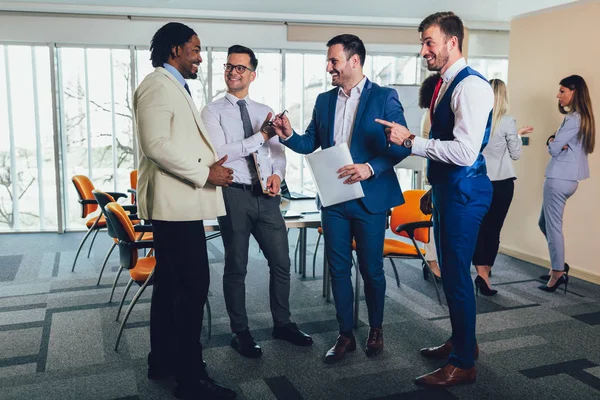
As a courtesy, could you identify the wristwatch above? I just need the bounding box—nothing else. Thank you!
[403,134,415,148]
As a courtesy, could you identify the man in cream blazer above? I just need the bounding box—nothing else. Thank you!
[134,22,236,400]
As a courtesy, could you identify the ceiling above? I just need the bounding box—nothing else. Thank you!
[0,0,578,29]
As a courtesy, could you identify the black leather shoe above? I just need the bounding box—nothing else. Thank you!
[272,322,313,346]
[175,377,237,399]
[231,329,262,358]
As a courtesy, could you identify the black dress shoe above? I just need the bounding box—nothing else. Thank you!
[175,377,237,399]
[539,263,570,281]
[272,322,313,346]
[231,329,262,358]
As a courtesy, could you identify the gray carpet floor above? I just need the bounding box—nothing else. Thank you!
[1,230,600,400]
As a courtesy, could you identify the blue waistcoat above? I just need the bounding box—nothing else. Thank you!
[427,67,492,185]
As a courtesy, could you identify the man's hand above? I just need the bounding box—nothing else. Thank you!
[375,118,412,145]
[265,174,281,197]
[207,155,234,187]
[338,164,372,185]
[271,113,293,140]
[259,112,276,141]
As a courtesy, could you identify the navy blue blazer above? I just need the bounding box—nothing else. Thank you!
[282,79,411,213]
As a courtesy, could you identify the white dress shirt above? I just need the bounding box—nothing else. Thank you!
[334,76,367,145]
[201,93,286,185]
[412,58,494,167]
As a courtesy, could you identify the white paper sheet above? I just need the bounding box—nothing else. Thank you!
[305,144,365,207]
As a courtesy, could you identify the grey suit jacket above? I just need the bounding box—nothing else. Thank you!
[545,112,589,181]
[482,115,521,181]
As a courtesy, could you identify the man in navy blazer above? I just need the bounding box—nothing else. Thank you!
[272,34,410,363]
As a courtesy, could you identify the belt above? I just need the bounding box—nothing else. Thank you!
[228,182,262,192]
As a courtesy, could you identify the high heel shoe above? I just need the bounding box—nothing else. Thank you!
[539,263,569,281]
[474,275,497,296]
[538,274,568,293]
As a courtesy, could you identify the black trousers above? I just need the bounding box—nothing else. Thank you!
[472,178,515,267]
[150,219,209,385]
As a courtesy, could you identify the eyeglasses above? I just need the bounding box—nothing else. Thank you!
[224,63,254,73]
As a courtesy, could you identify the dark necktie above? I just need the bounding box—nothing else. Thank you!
[237,99,258,183]
[429,77,443,123]
[184,82,191,96]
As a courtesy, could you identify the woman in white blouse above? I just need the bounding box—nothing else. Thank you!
[472,79,533,296]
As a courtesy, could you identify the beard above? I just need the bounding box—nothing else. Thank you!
[426,48,450,72]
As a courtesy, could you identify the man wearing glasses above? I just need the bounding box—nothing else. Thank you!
[201,45,313,359]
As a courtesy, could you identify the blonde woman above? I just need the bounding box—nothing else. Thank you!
[538,75,595,293]
[472,79,534,296]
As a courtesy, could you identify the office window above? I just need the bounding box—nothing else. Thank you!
[57,47,134,229]
[0,45,56,232]
[469,57,509,82]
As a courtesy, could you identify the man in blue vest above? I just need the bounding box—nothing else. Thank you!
[271,34,410,363]
[377,12,493,387]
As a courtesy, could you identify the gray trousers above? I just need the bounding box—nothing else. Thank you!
[218,187,292,333]
[538,178,578,271]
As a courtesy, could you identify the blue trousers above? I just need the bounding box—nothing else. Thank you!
[321,199,387,333]
[432,175,492,369]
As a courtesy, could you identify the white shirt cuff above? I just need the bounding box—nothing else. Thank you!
[411,135,428,157]
[366,163,375,177]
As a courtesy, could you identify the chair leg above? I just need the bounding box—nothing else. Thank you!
[86,229,100,258]
[294,230,300,273]
[425,262,443,306]
[312,232,322,278]
[388,258,401,288]
[115,277,134,321]
[71,228,93,272]
[114,269,155,351]
[97,242,116,286]
[109,266,124,303]
[353,254,360,329]
[206,297,212,340]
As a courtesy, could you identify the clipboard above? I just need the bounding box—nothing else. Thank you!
[252,153,273,195]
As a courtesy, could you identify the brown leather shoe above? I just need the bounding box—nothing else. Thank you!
[324,334,356,363]
[420,339,479,360]
[414,364,476,388]
[365,328,383,357]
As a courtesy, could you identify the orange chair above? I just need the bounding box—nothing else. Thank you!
[385,189,442,305]
[105,202,211,351]
[128,169,137,205]
[71,175,126,272]
[92,190,151,296]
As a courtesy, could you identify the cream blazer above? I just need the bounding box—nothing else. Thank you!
[134,67,226,221]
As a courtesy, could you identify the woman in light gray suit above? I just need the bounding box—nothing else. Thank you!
[473,79,533,296]
[539,75,596,293]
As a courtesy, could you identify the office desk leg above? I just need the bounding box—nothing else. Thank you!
[299,228,307,278]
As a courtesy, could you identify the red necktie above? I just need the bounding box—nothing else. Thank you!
[429,77,443,123]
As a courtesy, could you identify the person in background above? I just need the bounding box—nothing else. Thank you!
[418,73,442,280]
[472,79,534,296]
[538,74,595,293]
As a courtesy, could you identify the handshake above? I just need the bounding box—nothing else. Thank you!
[260,110,292,141]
